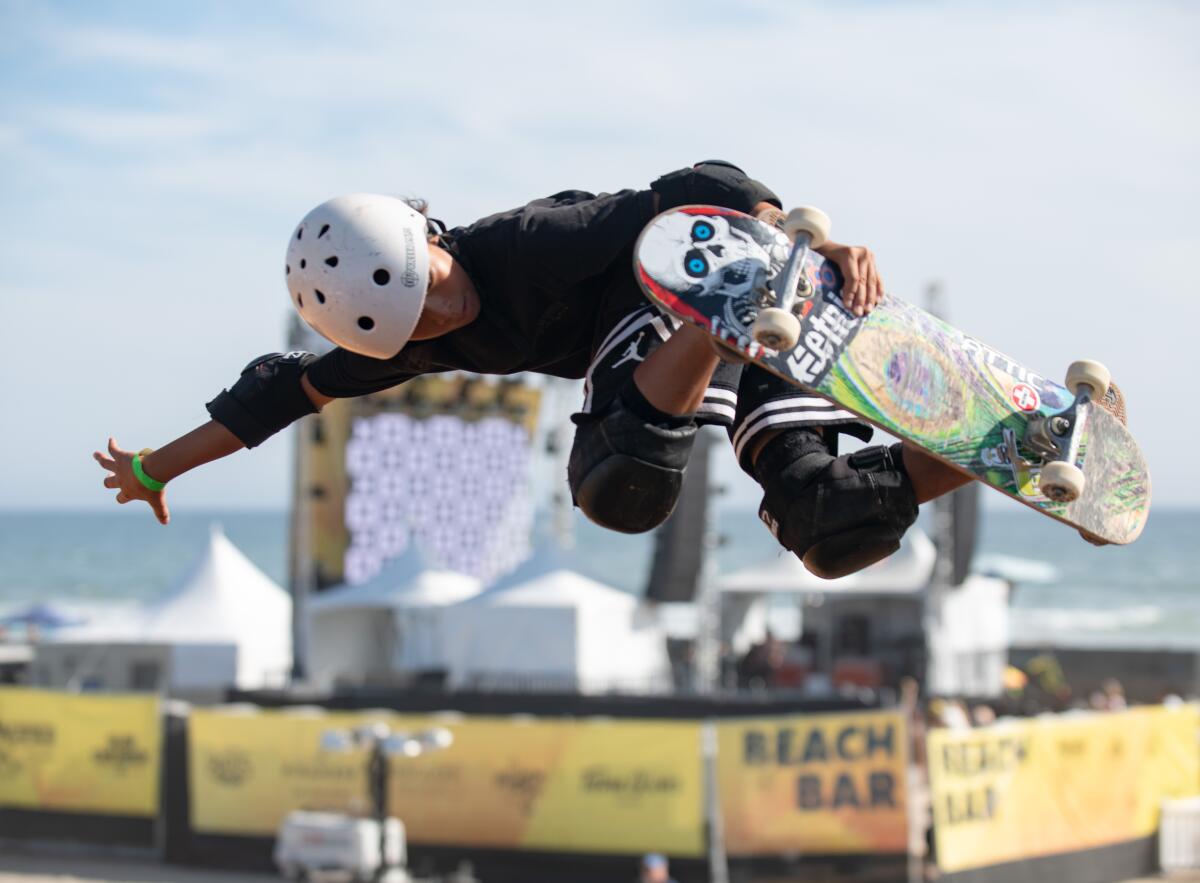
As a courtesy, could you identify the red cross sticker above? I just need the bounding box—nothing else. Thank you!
[1011,383,1040,412]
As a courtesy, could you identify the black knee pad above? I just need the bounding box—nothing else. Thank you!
[568,383,697,534]
[755,434,918,579]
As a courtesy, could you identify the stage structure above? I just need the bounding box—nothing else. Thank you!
[285,319,550,677]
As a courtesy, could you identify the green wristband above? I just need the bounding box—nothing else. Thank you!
[132,450,166,492]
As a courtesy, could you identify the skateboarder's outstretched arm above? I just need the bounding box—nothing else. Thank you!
[93,243,480,525]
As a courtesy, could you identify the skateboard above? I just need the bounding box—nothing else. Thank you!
[634,205,1150,545]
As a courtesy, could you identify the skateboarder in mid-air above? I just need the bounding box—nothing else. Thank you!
[95,161,982,578]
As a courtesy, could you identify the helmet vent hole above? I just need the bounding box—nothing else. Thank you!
[357,316,375,331]
[314,289,326,304]
[325,256,338,267]
[296,228,303,241]
[300,259,306,269]
[286,265,290,275]
[297,293,303,308]
[373,269,390,286]
[318,224,330,238]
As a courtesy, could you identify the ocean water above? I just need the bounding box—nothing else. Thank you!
[0,507,1196,648]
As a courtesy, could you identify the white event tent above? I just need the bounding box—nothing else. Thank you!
[716,526,1009,696]
[718,526,939,595]
[38,525,292,693]
[306,544,482,687]
[440,547,672,694]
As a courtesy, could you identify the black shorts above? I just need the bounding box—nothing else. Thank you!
[577,271,872,472]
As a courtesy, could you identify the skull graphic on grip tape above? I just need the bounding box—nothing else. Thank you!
[640,211,785,331]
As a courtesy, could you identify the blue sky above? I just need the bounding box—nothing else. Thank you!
[1,0,1197,513]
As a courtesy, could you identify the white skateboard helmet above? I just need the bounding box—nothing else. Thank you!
[286,194,430,359]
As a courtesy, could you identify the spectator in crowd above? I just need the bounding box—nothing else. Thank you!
[1024,652,1072,711]
[927,698,971,730]
[1102,678,1127,710]
[970,703,996,727]
[639,853,679,883]
[737,632,784,690]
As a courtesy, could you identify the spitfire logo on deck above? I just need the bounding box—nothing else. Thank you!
[785,295,859,385]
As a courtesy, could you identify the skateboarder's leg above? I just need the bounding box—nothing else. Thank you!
[733,368,919,579]
[568,297,734,534]
[631,324,721,415]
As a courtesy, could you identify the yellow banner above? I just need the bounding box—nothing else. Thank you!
[716,711,909,855]
[190,710,704,856]
[928,704,1200,873]
[189,709,369,832]
[0,687,160,816]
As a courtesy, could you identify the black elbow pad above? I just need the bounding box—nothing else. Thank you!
[206,351,320,448]
[651,161,781,214]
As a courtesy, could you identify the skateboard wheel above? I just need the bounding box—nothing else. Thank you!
[1039,460,1085,503]
[752,307,801,351]
[783,206,832,249]
[1065,359,1111,400]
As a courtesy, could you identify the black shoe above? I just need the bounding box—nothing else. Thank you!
[754,431,918,579]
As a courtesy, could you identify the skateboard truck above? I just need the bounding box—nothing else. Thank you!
[1023,412,1076,461]
[1026,360,1112,503]
[751,207,832,351]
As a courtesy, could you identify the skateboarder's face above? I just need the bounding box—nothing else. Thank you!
[409,242,481,341]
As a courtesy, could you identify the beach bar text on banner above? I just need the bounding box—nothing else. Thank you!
[0,687,160,816]
[928,704,1200,873]
[189,709,705,856]
[716,710,909,854]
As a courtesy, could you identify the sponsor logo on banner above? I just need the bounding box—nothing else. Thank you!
[717,711,908,855]
[934,733,1030,824]
[207,749,253,786]
[742,717,901,810]
[493,764,546,817]
[0,688,161,817]
[0,720,54,783]
[93,735,150,775]
[391,763,461,787]
[928,705,1200,874]
[580,765,681,799]
[280,760,358,783]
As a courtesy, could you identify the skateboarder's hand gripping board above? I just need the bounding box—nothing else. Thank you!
[751,203,883,318]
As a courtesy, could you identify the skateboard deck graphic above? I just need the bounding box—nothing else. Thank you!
[634,205,1150,545]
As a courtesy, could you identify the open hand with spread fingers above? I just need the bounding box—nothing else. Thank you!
[93,437,171,525]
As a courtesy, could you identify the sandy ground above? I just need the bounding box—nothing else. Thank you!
[2,848,1199,883]
[0,850,276,883]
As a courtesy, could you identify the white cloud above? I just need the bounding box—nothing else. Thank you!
[47,24,232,76]
[34,106,234,146]
[2,1,1198,510]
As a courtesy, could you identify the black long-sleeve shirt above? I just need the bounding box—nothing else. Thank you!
[208,161,780,447]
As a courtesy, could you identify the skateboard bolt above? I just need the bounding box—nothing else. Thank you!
[1050,416,1071,436]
